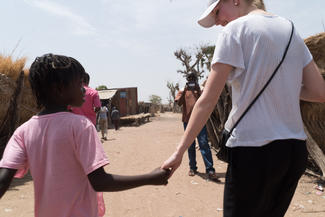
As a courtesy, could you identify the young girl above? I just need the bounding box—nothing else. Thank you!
[0,53,169,217]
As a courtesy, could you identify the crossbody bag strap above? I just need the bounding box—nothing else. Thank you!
[228,20,294,135]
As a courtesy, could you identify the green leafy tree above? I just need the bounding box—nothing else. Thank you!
[96,85,108,91]
[149,95,162,105]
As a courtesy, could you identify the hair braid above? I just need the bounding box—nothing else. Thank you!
[29,53,85,108]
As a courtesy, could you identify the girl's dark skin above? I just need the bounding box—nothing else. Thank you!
[0,76,170,198]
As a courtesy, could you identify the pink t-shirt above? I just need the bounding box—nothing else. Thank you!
[0,112,109,217]
[71,85,101,125]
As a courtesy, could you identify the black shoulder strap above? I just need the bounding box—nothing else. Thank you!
[229,20,294,134]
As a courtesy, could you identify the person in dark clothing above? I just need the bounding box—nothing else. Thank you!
[174,73,218,179]
[111,106,120,130]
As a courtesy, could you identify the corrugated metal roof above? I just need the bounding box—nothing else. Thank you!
[98,89,117,100]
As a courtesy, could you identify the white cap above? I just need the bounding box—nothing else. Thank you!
[197,0,220,28]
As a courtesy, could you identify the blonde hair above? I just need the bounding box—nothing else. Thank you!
[249,0,266,10]
[253,0,266,10]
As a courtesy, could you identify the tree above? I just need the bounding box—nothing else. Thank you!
[166,81,179,112]
[200,45,215,73]
[96,85,108,91]
[174,44,215,81]
[149,95,162,105]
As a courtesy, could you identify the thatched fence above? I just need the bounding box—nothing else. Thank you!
[0,55,38,158]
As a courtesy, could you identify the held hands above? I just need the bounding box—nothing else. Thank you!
[148,167,171,185]
[161,151,183,178]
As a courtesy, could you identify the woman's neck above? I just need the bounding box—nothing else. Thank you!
[248,9,272,16]
[38,105,68,116]
[240,3,268,16]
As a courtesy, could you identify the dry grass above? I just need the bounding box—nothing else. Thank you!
[0,54,38,126]
[0,55,27,80]
[301,32,325,156]
[0,55,31,89]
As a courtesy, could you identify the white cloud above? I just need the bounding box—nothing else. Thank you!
[23,0,96,36]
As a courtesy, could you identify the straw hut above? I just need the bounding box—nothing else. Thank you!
[300,33,325,176]
[0,55,38,124]
[206,32,325,177]
[0,55,38,158]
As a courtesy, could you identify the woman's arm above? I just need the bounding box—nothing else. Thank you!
[162,63,232,175]
[176,63,231,154]
[175,90,185,106]
[300,61,325,102]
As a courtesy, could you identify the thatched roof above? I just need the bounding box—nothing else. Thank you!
[98,89,117,100]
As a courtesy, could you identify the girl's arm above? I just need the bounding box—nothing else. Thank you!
[0,168,17,198]
[88,167,169,192]
[162,63,232,175]
[300,61,325,102]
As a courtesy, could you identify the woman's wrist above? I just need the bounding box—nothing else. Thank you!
[175,145,186,156]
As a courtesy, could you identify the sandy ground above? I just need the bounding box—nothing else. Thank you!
[0,112,324,217]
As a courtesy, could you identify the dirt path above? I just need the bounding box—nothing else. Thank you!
[0,112,324,216]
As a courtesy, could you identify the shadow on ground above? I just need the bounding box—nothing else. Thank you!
[8,172,33,191]
[195,172,226,184]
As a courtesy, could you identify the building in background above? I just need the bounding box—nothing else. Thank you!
[98,87,138,117]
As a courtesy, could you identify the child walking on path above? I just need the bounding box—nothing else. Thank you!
[98,103,109,140]
[0,54,169,217]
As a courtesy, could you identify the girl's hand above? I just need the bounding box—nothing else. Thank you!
[161,151,183,178]
[149,168,170,185]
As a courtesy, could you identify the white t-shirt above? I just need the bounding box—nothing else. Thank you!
[98,106,108,120]
[211,14,313,147]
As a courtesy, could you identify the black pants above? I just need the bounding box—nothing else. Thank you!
[223,139,307,217]
[112,119,119,130]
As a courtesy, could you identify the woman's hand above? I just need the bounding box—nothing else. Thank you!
[161,151,183,178]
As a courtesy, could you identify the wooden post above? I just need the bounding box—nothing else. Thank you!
[304,126,325,177]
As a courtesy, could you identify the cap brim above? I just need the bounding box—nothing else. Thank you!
[197,0,220,28]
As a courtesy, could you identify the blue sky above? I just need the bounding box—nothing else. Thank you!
[1,0,324,103]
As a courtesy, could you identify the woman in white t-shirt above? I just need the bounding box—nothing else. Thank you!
[162,0,325,216]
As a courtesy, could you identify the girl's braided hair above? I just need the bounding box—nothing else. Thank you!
[29,53,85,108]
